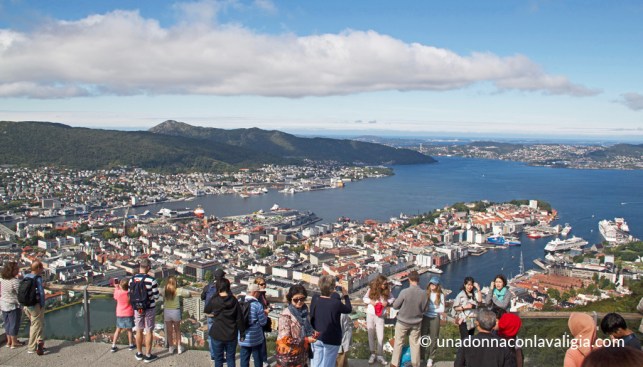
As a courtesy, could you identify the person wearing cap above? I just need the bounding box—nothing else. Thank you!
[239,283,268,367]
[497,313,523,367]
[421,276,444,367]
[129,258,160,363]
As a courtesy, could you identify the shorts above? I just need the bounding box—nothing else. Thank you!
[164,309,181,322]
[134,308,156,333]
[116,316,134,329]
[2,308,22,336]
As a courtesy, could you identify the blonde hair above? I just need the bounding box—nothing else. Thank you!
[165,276,177,300]
[427,283,443,306]
[119,278,129,291]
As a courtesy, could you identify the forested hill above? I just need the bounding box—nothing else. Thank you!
[149,120,436,165]
[0,121,287,171]
[0,120,435,171]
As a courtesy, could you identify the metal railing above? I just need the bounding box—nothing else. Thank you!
[46,284,642,342]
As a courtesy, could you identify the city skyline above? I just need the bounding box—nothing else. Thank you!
[0,0,642,139]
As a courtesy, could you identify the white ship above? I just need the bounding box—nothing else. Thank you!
[544,236,588,252]
[599,218,632,243]
[426,265,443,274]
[560,224,572,237]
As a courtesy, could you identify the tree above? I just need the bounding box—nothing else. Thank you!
[257,247,273,258]
[547,288,561,301]
[204,270,214,284]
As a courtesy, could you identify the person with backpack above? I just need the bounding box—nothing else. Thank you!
[129,258,160,363]
[204,278,245,367]
[239,283,268,367]
[1,261,24,349]
[202,267,226,362]
[255,277,272,367]
[20,260,46,355]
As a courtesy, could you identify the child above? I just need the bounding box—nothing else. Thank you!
[163,275,191,354]
[600,312,642,350]
[112,278,135,352]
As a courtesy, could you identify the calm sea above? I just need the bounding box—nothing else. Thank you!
[38,157,643,335]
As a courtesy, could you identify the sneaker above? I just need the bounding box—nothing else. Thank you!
[168,346,175,354]
[128,344,136,351]
[377,356,388,366]
[368,354,377,364]
[426,359,433,367]
[135,352,144,361]
[144,354,158,363]
[111,346,118,353]
[27,350,36,354]
[263,363,270,367]
[178,345,185,354]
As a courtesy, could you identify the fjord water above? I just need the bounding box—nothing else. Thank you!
[129,157,642,293]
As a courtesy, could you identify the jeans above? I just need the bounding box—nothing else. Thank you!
[240,344,263,367]
[208,318,215,360]
[260,336,268,363]
[311,340,340,367]
[212,339,237,367]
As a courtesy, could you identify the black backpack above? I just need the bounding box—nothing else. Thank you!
[238,296,258,330]
[18,276,40,306]
[129,275,151,313]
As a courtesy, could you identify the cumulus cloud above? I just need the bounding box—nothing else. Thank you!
[0,9,599,99]
[620,92,643,111]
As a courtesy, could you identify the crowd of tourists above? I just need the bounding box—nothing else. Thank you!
[1,260,642,367]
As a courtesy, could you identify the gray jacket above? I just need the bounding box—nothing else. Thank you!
[392,284,428,325]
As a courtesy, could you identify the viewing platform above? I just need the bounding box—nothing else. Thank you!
[0,340,455,367]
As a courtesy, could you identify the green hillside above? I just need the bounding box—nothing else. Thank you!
[0,121,288,171]
[149,120,436,165]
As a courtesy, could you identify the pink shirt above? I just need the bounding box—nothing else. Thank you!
[114,288,134,317]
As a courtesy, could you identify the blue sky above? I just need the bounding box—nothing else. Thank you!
[0,0,642,139]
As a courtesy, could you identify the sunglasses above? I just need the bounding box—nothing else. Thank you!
[258,283,266,286]
[292,297,307,303]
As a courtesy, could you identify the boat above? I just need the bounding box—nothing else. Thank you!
[390,279,403,287]
[598,218,631,243]
[561,224,572,237]
[194,205,205,218]
[487,235,521,246]
[239,193,250,199]
[426,265,443,274]
[527,231,544,239]
[544,236,588,252]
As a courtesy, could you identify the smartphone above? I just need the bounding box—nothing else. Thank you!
[335,285,343,293]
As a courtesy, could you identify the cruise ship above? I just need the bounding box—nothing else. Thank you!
[544,236,588,252]
[599,218,631,243]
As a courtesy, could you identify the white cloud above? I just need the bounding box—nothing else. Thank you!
[0,10,599,99]
[253,0,276,14]
[620,92,643,111]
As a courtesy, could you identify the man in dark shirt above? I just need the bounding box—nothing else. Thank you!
[454,309,516,367]
[600,312,642,350]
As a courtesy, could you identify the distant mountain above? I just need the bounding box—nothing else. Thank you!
[149,120,436,165]
[0,121,288,171]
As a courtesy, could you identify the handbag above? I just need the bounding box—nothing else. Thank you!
[374,302,384,317]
